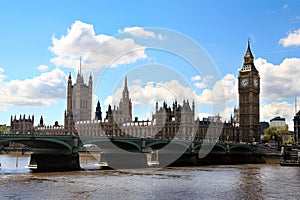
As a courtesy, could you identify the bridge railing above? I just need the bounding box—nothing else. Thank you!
[0,133,74,137]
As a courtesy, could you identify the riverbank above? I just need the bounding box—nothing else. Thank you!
[263,153,282,164]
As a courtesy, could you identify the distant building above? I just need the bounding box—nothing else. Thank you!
[259,121,269,137]
[75,77,149,137]
[270,116,286,127]
[34,68,93,135]
[116,76,132,123]
[203,115,222,123]
[75,77,236,142]
[36,116,65,134]
[233,107,239,127]
[108,76,133,124]
[95,100,102,121]
[64,70,93,134]
[10,114,34,134]
[238,41,260,142]
[293,111,300,143]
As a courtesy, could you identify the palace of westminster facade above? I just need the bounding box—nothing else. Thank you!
[11,42,267,143]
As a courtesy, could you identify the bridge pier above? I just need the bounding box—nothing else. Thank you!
[29,153,80,171]
[101,152,147,169]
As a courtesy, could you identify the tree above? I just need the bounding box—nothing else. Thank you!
[284,137,294,145]
[262,125,290,146]
[0,125,9,133]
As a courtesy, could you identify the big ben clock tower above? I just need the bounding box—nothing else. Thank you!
[238,41,260,142]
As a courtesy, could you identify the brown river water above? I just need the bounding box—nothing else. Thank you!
[0,153,299,200]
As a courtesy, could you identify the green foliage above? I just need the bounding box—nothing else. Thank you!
[283,137,294,145]
[262,134,270,143]
[262,125,290,143]
[0,125,9,133]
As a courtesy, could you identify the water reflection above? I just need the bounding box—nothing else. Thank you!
[0,154,31,174]
[234,165,265,200]
[0,152,102,174]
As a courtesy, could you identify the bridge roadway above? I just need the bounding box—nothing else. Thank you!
[0,134,261,171]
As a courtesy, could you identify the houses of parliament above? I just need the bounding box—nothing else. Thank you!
[12,42,263,143]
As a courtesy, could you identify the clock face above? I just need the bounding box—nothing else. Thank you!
[241,78,248,87]
[254,79,258,87]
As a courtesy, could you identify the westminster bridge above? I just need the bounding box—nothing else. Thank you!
[0,133,262,171]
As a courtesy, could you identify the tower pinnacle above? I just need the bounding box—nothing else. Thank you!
[244,40,254,64]
[122,76,129,99]
[125,76,128,90]
[80,56,82,75]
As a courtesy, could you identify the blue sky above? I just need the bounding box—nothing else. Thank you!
[1,0,300,130]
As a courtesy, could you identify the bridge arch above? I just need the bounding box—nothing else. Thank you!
[146,140,191,152]
[194,143,227,154]
[229,145,253,153]
[79,138,141,152]
[112,139,141,152]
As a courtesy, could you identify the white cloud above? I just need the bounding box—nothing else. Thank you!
[121,27,165,40]
[261,101,295,130]
[122,27,156,38]
[255,57,300,100]
[104,79,197,107]
[0,68,5,81]
[261,101,293,120]
[191,75,204,89]
[193,82,206,89]
[191,75,216,89]
[196,107,234,122]
[49,21,147,72]
[196,112,213,120]
[293,16,300,23]
[0,68,7,111]
[0,68,66,109]
[196,74,236,105]
[279,28,300,47]
[37,65,49,71]
[219,106,235,122]
[104,95,113,107]
[191,75,201,82]
[103,75,236,120]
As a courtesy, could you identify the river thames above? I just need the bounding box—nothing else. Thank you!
[0,153,299,200]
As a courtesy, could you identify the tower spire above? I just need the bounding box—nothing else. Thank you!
[125,76,128,89]
[122,76,129,100]
[119,76,132,122]
[244,39,254,64]
[80,56,82,75]
[295,97,298,115]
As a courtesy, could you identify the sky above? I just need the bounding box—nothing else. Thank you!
[1,0,300,130]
